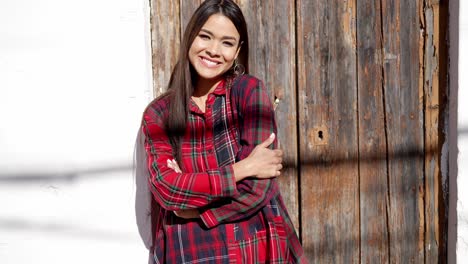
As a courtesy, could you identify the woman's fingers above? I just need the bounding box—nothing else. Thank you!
[167,159,174,169]
[167,159,182,173]
[258,133,275,148]
[172,159,182,173]
[275,149,283,157]
[174,209,200,219]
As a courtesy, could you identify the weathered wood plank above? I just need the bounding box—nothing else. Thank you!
[356,0,390,262]
[422,0,448,262]
[381,0,425,262]
[149,0,180,96]
[297,0,359,262]
[180,0,202,36]
[236,0,299,233]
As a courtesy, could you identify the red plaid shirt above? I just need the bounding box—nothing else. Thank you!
[142,75,307,263]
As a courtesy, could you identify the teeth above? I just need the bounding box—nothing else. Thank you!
[202,58,217,66]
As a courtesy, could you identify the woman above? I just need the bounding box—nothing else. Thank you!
[138,0,307,262]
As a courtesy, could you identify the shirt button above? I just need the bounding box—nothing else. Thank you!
[208,149,214,154]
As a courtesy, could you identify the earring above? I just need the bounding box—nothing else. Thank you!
[233,59,245,75]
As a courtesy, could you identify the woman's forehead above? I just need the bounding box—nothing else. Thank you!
[200,14,240,40]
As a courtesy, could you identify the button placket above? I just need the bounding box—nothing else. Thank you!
[204,98,217,169]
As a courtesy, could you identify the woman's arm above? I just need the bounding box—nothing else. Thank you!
[143,95,281,212]
[142,109,239,211]
[197,76,282,228]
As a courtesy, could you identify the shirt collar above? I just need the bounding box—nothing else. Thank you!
[211,79,227,95]
[189,78,229,114]
[191,78,229,97]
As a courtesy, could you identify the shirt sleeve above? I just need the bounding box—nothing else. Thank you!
[142,109,239,211]
[199,76,281,228]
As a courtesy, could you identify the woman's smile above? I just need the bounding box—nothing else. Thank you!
[199,56,221,68]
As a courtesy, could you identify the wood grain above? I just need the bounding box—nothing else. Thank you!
[297,0,359,262]
[381,0,425,262]
[149,0,180,96]
[422,0,447,262]
[235,0,300,234]
[356,0,390,262]
[180,0,202,36]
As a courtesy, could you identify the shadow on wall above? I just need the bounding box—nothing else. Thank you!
[0,164,133,183]
[0,216,134,241]
[459,126,468,138]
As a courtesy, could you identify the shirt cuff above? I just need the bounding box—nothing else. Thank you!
[200,208,219,229]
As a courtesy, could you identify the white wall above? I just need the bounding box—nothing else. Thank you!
[0,0,152,263]
[457,0,468,263]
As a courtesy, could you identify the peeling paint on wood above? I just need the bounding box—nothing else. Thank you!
[422,0,448,262]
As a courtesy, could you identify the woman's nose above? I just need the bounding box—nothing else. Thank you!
[206,42,220,57]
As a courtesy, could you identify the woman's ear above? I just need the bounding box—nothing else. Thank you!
[234,41,243,60]
[234,51,241,64]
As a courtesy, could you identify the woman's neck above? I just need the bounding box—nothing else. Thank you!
[193,77,222,97]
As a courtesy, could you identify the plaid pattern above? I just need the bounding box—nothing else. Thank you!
[142,75,307,263]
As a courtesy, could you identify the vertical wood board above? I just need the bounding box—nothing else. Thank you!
[236,0,299,233]
[149,0,180,96]
[422,0,447,262]
[356,0,390,262]
[297,0,359,262]
[381,0,425,262]
[180,0,202,36]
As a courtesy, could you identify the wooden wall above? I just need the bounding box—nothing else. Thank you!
[148,0,448,262]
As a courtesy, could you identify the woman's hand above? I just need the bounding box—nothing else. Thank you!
[167,159,201,219]
[167,159,182,173]
[174,209,200,219]
[233,133,283,181]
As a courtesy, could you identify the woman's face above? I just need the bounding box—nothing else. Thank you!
[189,14,241,82]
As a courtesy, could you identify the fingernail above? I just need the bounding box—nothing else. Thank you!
[270,133,275,138]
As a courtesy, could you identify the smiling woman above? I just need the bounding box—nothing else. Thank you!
[189,14,241,113]
[189,14,240,84]
[137,0,307,263]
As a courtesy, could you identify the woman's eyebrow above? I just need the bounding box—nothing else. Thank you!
[200,28,237,41]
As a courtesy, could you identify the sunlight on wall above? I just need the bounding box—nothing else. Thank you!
[0,0,153,263]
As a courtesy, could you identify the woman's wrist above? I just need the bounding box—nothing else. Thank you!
[233,158,254,182]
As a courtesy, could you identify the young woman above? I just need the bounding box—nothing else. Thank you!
[139,0,307,262]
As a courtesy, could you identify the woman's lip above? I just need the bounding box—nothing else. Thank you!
[199,56,221,68]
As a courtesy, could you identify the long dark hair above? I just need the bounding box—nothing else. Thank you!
[166,0,249,159]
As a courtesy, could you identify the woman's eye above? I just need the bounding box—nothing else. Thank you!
[223,42,234,47]
[199,34,210,40]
